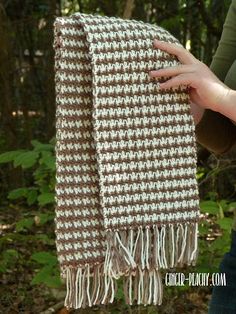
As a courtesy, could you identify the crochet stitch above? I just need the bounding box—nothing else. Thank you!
[53,12,201,310]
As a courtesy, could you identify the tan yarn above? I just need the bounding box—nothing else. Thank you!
[53,12,201,310]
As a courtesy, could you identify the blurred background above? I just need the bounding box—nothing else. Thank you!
[1,0,236,313]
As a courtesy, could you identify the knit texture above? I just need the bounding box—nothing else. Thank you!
[53,12,201,310]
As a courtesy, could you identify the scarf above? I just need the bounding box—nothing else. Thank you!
[53,12,201,310]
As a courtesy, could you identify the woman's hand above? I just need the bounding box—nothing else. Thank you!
[149,39,232,114]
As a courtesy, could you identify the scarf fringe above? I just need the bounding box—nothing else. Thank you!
[62,222,198,309]
[123,266,163,306]
[105,222,198,278]
[64,263,118,309]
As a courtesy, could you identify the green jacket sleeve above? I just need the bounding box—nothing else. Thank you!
[195,0,236,155]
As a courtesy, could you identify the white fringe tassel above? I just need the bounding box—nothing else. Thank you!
[63,222,199,310]
[64,263,118,309]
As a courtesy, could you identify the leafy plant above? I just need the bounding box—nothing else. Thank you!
[196,199,235,273]
[0,138,56,207]
[0,137,60,290]
[31,252,61,288]
[0,249,19,273]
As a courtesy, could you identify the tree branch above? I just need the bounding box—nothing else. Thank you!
[123,0,135,19]
[197,0,221,37]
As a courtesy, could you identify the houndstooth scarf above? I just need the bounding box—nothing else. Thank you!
[53,12,201,310]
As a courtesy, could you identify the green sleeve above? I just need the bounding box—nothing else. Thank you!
[210,0,236,81]
[195,0,236,155]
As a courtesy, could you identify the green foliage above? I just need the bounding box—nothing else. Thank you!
[196,199,234,273]
[8,187,29,200]
[0,249,19,273]
[200,200,219,215]
[38,192,55,206]
[31,265,62,288]
[31,251,61,288]
[15,217,35,232]
[196,166,207,180]
[14,151,40,169]
[0,150,26,163]
[0,137,61,291]
[0,137,56,207]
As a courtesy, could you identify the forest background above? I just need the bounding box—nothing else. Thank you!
[1,0,236,313]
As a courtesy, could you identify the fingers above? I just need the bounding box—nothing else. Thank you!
[153,39,198,65]
[150,39,201,90]
[158,73,195,89]
[149,64,194,78]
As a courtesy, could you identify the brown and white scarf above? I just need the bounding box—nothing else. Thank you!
[53,12,201,310]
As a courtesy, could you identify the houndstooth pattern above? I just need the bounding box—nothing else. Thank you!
[53,12,201,309]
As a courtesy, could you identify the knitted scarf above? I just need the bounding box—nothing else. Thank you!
[53,12,201,310]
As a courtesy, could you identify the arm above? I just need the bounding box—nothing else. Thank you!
[195,0,236,154]
[150,0,236,155]
[210,0,236,82]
